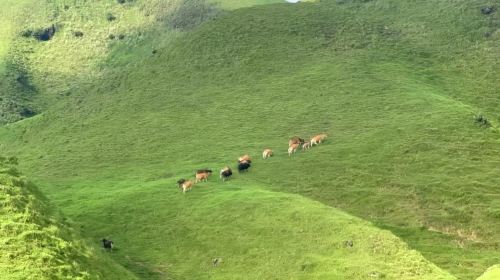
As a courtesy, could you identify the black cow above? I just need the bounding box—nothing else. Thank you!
[238,161,251,173]
[220,167,233,181]
[102,239,114,251]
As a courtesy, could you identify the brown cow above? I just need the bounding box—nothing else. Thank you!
[310,134,327,146]
[195,169,212,183]
[288,143,299,156]
[238,154,252,163]
[262,149,273,159]
[288,136,305,147]
[177,179,194,193]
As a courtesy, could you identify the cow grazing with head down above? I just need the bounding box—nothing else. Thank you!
[220,166,233,181]
[262,149,273,159]
[238,154,252,163]
[195,169,212,183]
[238,161,251,173]
[288,143,299,156]
[310,133,327,146]
[177,179,194,193]
[288,136,305,147]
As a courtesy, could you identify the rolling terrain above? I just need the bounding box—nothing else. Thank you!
[0,158,136,279]
[0,0,499,279]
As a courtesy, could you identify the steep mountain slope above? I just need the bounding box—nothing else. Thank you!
[0,0,499,279]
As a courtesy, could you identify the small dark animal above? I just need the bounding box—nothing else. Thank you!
[102,239,114,251]
[220,167,232,181]
[238,161,251,173]
[481,6,496,15]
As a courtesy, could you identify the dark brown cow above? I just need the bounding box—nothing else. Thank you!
[289,136,305,147]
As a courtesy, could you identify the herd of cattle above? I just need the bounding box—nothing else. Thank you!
[176,133,328,193]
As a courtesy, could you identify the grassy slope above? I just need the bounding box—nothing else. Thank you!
[0,160,137,280]
[0,0,499,279]
[0,0,21,73]
[0,0,39,123]
[59,179,453,279]
[476,265,500,280]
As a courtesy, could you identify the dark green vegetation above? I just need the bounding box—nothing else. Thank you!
[0,157,136,279]
[0,0,499,279]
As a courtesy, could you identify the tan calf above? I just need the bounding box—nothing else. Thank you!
[310,133,327,146]
[288,143,299,156]
[195,169,212,183]
[177,179,194,193]
[262,149,273,159]
[302,141,311,150]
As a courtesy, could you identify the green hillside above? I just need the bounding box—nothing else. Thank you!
[0,0,499,279]
[0,158,137,279]
[476,265,500,280]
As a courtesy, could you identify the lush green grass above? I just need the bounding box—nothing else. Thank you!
[0,159,137,279]
[0,0,18,72]
[476,265,500,280]
[1,0,499,279]
[52,178,455,279]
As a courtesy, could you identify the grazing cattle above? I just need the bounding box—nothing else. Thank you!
[177,179,194,193]
[195,169,212,183]
[310,133,327,146]
[102,239,113,251]
[288,136,305,147]
[238,161,251,172]
[238,154,252,163]
[288,143,299,156]
[220,167,233,181]
[262,149,273,159]
[302,141,311,150]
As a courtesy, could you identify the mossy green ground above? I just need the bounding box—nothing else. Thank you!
[0,0,499,279]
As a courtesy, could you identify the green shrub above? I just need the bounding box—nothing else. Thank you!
[474,114,491,127]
